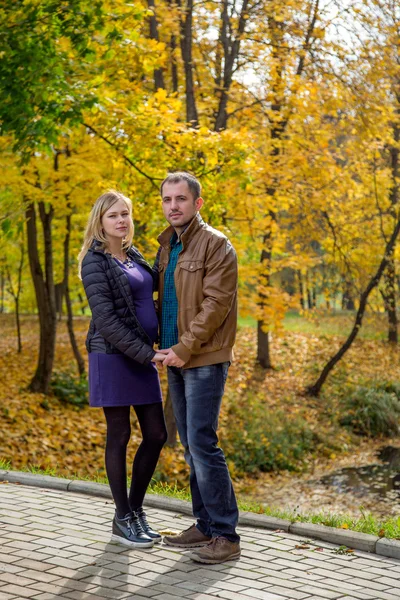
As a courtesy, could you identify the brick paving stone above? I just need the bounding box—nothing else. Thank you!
[109,585,158,599]
[211,593,273,600]
[218,567,266,579]
[0,593,17,600]
[257,576,305,589]
[1,585,37,598]
[375,575,400,587]
[63,593,111,600]
[152,582,194,596]
[0,572,38,587]
[296,586,343,599]
[356,590,400,600]
[3,540,45,552]
[340,566,390,580]
[227,590,289,600]
[279,569,324,581]
[3,484,400,600]
[342,578,392,591]
[187,594,221,600]
[310,567,353,581]
[77,575,126,590]
[45,556,90,570]
[175,581,223,594]
[12,558,54,571]
[271,558,313,571]
[262,586,310,599]
[138,571,185,586]
[152,595,188,600]
[0,563,24,575]
[78,565,124,578]
[88,586,131,599]
[225,577,269,590]
[30,592,75,600]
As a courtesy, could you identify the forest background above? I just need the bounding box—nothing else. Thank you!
[1,0,400,517]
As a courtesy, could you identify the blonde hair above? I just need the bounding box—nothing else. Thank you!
[78,190,134,278]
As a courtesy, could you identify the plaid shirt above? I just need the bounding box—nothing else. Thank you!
[161,233,182,349]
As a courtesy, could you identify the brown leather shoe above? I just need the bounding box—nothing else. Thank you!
[163,524,211,548]
[189,536,241,564]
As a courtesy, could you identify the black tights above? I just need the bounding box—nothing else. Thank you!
[103,403,167,518]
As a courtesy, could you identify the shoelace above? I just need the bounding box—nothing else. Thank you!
[205,536,223,548]
[129,512,146,535]
[137,510,150,531]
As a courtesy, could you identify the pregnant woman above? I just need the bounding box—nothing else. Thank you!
[79,190,167,548]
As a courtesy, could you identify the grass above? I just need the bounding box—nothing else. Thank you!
[1,461,399,539]
[238,310,388,341]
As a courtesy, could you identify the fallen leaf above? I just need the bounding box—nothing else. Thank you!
[159,530,180,535]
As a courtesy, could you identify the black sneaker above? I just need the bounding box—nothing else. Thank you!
[136,507,162,544]
[112,512,154,548]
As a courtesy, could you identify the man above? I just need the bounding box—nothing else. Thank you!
[157,171,240,564]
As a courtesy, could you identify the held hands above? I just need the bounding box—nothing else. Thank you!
[158,348,185,368]
[151,352,167,364]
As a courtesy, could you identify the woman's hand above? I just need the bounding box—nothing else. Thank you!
[151,352,167,363]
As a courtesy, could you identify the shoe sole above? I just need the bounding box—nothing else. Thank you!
[163,539,211,548]
[111,534,154,549]
[189,550,241,564]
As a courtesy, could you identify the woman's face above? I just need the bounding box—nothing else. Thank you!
[101,199,132,242]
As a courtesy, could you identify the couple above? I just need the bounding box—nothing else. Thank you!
[79,172,240,564]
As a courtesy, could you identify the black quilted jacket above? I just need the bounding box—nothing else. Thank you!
[81,241,158,366]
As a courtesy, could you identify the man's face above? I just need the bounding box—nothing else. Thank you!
[162,180,203,229]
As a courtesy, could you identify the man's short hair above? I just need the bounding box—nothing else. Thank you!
[160,172,201,200]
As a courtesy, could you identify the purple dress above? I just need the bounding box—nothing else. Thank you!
[88,260,162,407]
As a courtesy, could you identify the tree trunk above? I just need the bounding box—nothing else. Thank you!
[256,4,319,367]
[298,270,305,309]
[6,242,24,353]
[0,269,4,313]
[178,0,198,126]
[63,208,86,376]
[257,322,271,369]
[214,0,249,131]
[164,388,177,447]
[55,282,65,319]
[382,252,398,343]
[147,0,165,91]
[257,235,273,369]
[14,297,22,353]
[26,201,57,394]
[307,215,400,396]
[342,280,355,310]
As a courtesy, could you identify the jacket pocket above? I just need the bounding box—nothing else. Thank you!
[179,260,204,273]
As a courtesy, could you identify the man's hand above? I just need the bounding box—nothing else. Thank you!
[158,348,185,368]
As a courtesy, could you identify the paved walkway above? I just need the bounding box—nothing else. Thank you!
[0,484,400,600]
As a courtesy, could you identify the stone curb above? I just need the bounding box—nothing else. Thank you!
[1,469,399,559]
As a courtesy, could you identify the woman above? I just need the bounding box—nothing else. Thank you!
[79,190,167,549]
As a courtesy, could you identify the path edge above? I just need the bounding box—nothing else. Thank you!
[1,469,398,559]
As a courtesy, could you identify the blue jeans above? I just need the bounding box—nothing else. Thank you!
[167,362,239,542]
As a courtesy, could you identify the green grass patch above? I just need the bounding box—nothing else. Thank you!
[340,381,400,437]
[239,310,387,341]
[1,462,399,538]
[223,392,317,474]
[50,371,88,407]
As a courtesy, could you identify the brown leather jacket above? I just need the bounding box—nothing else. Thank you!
[157,213,238,368]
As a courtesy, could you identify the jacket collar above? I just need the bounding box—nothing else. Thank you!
[158,213,205,250]
[90,240,135,259]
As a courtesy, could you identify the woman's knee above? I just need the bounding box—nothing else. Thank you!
[107,423,131,448]
[144,426,168,449]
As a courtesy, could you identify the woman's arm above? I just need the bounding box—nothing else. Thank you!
[81,252,156,365]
